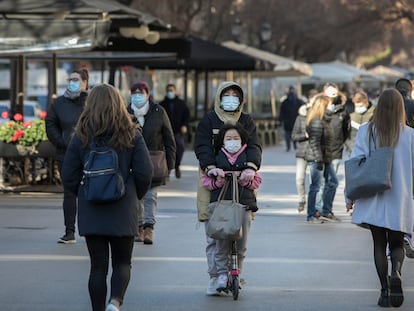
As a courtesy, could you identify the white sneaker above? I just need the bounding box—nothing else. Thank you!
[206,277,219,296]
[105,303,119,311]
[217,274,228,290]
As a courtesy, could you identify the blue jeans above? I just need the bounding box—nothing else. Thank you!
[307,162,338,219]
[137,187,158,228]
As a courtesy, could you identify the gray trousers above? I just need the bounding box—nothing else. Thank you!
[205,210,252,276]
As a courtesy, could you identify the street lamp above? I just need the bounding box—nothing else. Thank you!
[259,21,272,50]
[231,18,242,43]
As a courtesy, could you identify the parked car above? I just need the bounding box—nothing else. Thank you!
[0,100,43,124]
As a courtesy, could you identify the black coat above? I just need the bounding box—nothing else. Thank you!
[330,105,351,160]
[194,111,262,172]
[45,92,87,161]
[279,95,303,132]
[210,151,258,211]
[159,96,190,134]
[61,133,153,237]
[305,112,334,163]
[127,100,176,187]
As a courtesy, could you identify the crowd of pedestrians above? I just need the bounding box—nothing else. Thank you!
[42,74,414,310]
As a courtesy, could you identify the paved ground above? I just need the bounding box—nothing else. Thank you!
[0,144,413,311]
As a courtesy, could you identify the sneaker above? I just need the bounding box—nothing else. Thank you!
[307,216,324,224]
[216,274,228,291]
[206,277,219,296]
[105,303,120,311]
[403,235,414,258]
[57,232,76,244]
[320,212,340,222]
[240,278,246,286]
[297,201,306,213]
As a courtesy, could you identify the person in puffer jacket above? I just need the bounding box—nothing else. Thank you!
[201,123,261,292]
[292,89,318,212]
[304,94,338,223]
[194,81,262,296]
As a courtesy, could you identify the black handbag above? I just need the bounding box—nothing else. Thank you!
[149,150,168,182]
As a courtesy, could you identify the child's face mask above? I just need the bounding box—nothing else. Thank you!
[224,139,242,153]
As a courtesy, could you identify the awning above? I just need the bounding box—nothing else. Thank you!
[97,36,270,71]
[303,60,380,84]
[221,41,312,76]
[0,0,173,55]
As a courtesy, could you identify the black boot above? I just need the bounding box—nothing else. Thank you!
[389,270,404,307]
[378,276,390,308]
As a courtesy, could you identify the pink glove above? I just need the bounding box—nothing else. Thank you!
[239,168,255,182]
[207,168,225,178]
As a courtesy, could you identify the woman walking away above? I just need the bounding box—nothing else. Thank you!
[346,88,414,308]
[61,84,153,311]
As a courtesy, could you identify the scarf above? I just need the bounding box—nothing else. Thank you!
[221,143,247,165]
[64,89,82,100]
[131,101,149,126]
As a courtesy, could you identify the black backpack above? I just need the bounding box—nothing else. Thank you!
[81,143,125,203]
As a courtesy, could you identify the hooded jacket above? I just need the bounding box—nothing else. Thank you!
[291,104,308,159]
[194,81,262,221]
[305,111,334,163]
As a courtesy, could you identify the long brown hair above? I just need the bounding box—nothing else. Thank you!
[368,88,405,148]
[75,83,137,150]
[306,94,330,125]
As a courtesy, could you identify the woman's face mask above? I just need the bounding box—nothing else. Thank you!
[131,93,147,108]
[224,139,242,154]
[67,80,81,93]
[355,106,367,114]
[220,96,240,112]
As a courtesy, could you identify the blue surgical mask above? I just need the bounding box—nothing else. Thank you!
[167,91,175,100]
[220,96,240,112]
[131,93,147,108]
[224,139,242,154]
[67,80,81,93]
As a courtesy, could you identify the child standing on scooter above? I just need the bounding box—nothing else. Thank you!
[201,123,262,292]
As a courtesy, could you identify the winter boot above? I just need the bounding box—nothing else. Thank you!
[134,226,144,242]
[144,227,153,245]
[377,276,390,307]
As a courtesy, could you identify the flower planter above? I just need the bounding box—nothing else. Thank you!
[0,141,56,158]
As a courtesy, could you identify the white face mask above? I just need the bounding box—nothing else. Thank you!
[355,106,367,114]
[327,104,335,112]
[224,139,242,154]
[221,96,240,112]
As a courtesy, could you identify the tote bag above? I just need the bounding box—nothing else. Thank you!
[206,172,246,240]
[344,129,393,201]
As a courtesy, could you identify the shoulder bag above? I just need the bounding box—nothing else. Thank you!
[206,172,246,240]
[344,129,394,201]
[149,150,169,182]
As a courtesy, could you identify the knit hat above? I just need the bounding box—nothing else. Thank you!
[131,81,150,94]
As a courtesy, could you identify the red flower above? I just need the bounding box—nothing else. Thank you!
[22,121,32,128]
[39,111,47,119]
[13,113,23,122]
[10,135,17,142]
[14,129,24,138]
[1,111,8,119]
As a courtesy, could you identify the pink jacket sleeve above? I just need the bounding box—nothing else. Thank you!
[238,172,262,190]
[201,174,225,191]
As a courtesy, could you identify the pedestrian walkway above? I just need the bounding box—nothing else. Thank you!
[0,145,413,310]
